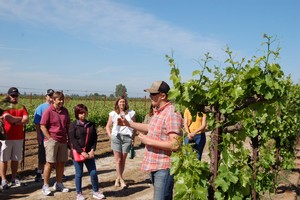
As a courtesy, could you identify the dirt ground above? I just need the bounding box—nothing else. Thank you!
[0,129,298,200]
[0,128,156,200]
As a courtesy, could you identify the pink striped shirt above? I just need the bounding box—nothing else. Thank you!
[141,102,182,172]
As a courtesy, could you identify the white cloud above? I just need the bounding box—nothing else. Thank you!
[0,0,234,95]
[0,0,225,58]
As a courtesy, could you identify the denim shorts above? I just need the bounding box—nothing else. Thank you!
[111,134,132,153]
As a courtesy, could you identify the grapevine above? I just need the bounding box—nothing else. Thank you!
[169,35,300,199]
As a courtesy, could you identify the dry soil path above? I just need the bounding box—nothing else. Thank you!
[0,148,153,200]
[0,131,299,199]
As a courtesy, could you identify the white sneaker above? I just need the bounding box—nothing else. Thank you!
[11,178,21,187]
[76,193,85,200]
[42,184,51,196]
[53,182,69,192]
[93,191,105,199]
[1,180,9,190]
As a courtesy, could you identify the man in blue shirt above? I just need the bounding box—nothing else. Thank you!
[33,89,54,182]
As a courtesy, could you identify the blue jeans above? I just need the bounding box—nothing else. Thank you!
[72,158,99,193]
[150,169,174,200]
[184,133,206,160]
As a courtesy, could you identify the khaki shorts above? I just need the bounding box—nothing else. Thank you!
[44,138,68,163]
[0,140,23,162]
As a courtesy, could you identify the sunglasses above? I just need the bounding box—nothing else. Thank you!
[79,111,87,114]
[150,93,160,96]
[10,94,19,98]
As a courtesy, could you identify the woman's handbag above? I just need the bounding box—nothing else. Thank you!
[72,148,86,162]
[129,144,135,159]
[72,127,89,162]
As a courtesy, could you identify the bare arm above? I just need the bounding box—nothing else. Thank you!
[3,113,28,125]
[183,117,190,134]
[117,117,149,133]
[105,116,113,138]
[138,132,181,151]
[35,124,43,143]
[128,121,149,133]
[21,115,29,125]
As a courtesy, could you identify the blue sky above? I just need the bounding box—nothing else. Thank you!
[0,0,299,97]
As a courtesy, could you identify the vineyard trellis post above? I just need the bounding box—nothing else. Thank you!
[251,131,259,200]
[209,108,221,199]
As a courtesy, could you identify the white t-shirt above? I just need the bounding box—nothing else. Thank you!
[109,110,135,136]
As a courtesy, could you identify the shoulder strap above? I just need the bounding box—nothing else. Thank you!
[84,127,89,147]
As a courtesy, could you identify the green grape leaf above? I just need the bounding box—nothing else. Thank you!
[215,175,230,192]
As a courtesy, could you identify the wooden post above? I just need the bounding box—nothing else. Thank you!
[251,135,259,200]
[208,109,221,199]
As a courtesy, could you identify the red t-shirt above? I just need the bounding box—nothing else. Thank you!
[3,105,28,140]
[40,105,70,143]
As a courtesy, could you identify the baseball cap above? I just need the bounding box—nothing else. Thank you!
[144,81,170,94]
[46,89,54,96]
[7,87,20,96]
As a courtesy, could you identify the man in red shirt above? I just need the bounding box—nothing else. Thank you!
[118,81,182,200]
[40,91,70,196]
[0,87,29,189]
